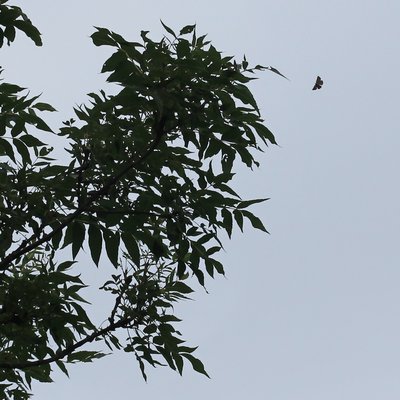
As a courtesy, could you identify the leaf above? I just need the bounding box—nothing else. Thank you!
[266,65,289,80]
[11,119,25,137]
[171,281,194,294]
[25,365,53,383]
[32,102,57,112]
[67,351,106,363]
[70,302,95,328]
[71,222,86,259]
[91,27,114,47]
[32,115,53,132]
[13,138,31,164]
[0,82,25,94]
[182,353,210,378]
[173,353,184,375]
[235,145,254,168]
[0,137,15,162]
[156,345,176,370]
[136,353,148,381]
[221,208,233,238]
[193,268,205,286]
[55,361,69,377]
[233,210,244,232]
[237,198,269,209]
[216,183,239,199]
[104,230,120,267]
[4,25,15,45]
[88,224,102,267]
[19,134,46,147]
[231,83,260,114]
[57,260,76,272]
[205,258,214,278]
[101,50,126,73]
[212,258,224,275]
[176,39,191,58]
[51,224,63,250]
[160,20,177,38]
[241,209,269,233]
[13,19,42,46]
[121,232,140,266]
[159,315,182,323]
[143,324,158,334]
[177,260,186,278]
[179,24,196,35]
[252,122,277,145]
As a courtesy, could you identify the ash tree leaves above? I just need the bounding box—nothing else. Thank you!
[0,1,42,47]
[88,224,103,266]
[179,24,196,35]
[0,12,282,399]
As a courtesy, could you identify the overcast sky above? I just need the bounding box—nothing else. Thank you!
[3,1,400,399]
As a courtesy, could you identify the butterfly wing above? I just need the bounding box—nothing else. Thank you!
[312,76,323,90]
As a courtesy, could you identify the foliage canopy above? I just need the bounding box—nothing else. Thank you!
[0,2,279,398]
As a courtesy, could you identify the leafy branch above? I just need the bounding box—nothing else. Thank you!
[0,115,166,272]
[0,313,140,370]
[0,16,279,398]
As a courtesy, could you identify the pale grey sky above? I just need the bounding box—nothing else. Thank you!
[4,1,400,399]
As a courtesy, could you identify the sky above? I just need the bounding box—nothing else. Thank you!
[3,0,400,399]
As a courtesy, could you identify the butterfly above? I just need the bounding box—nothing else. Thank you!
[312,76,323,90]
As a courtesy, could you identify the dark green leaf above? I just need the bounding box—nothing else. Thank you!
[231,83,260,114]
[4,25,15,44]
[104,230,120,267]
[241,209,269,233]
[32,102,57,112]
[221,208,233,238]
[55,361,69,377]
[252,122,277,145]
[210,258,224,275]
[179,24,196,35]
[91,27,114,47]
[0,82,25,93]
[11,119,25,137]
[19,134,46,147]
[13,19,42,46]
[171,281,194,294]
[266,65,289,80]
[88,224,102,267]
[71,222,86,259]
[182,353,210,378]
[160,20,177,38]
[122,232,140,266]
[233,210,244,232]
[136,353,148,381]
[51,224,63,250]
[101,50,126,73]
[32,115,53,132]
[0,137,15,162]
[12,138,31,164]
[173,353,184,375]
[67,351,106,363]
[237,198,269,209]
[57,260,76,272]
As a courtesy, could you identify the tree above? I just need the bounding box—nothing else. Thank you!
[0,2,281,398]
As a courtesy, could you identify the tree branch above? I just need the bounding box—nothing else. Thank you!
[0,313,141,370]
[0,117,166,272]
[85,208,178,219]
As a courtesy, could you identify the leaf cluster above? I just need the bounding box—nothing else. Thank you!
[0,14,279,399]
[0,1,41,47]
